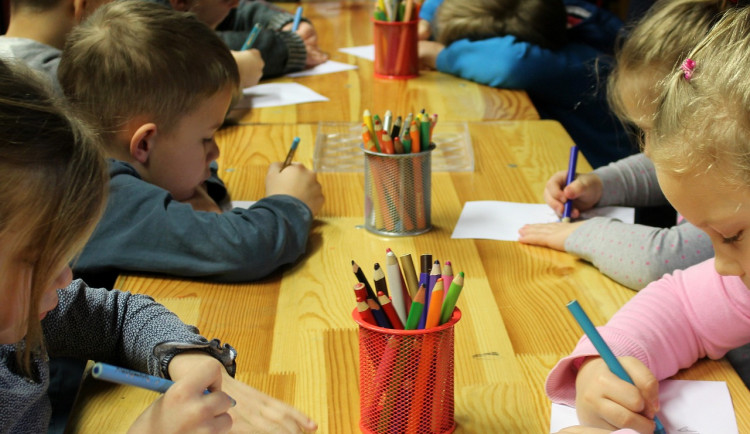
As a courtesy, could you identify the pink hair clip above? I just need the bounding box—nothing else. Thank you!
[681,58,696,81]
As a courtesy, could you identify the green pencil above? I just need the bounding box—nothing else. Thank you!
[405,284,426,330]
[439,271,464,325]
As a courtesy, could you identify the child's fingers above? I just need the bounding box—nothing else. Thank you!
[620,356,660,417]
[595,397,656,434]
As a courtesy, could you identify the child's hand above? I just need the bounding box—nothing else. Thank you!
[518,221,585,251]
[544,170,603,219]
[418,40,445,70]
[232,49,265,88]
[222,375,318,433]
[183,182,222,213]
[304,45,329,68]
[555,426,621,433]
[282,21,318,47]
[417,19,431,40]
[266,162,324,215]
[575,357,660,433]
[129,357,234,433]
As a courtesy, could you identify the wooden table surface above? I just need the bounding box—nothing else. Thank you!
[229,1,539,124]
[67,121,750,433]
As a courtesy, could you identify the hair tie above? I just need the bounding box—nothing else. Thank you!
[681,58,696,81]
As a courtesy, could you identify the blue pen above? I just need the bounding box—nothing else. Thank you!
[92,362,236,406]
[567,301,666,434]
[240,23,263,51]
[561,145,579,222]
[280,136,300,171]
[291,6,303,32]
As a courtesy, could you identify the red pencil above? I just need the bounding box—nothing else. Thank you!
[353,282,367,302]
[357,296,377,326]
[377,291,404,329]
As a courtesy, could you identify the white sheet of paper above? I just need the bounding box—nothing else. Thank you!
[450,201,634,241]
[550,380,738,434]
[241,83,329,108]
[285,60,358,77]
[231,201,256,209]
[338,45,375,61]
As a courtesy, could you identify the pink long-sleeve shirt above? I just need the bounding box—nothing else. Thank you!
[545,259,750,429]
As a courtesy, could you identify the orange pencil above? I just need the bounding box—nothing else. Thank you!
[392,136,404,154]
[378,292,404,329]
[361,123,377,152]
[373,115,385,144]
[380,132,395,154]
[409,119,420,153]
[424,277,444,328]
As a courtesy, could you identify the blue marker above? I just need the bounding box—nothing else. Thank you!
[92,362,235,405]
[291,6,303,32]
[240,23,263,51]
[561,145,579,222]
[567,301,666,434]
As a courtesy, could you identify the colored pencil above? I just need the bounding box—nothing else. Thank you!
[357,296,377,326]
[442,260,454,297]
[353,282,367,301]
[562,145,579,222]
[373,262,389,297]
[439,271,464,325]
[352,260,381,307]
[385,250,408,325]
[378,292,404,329]
[404,284,425,330]
[280,137,300,172]
[424,277,443,328]
[291,6,303,32]
[368,298,392,328]
[240,23,262,51]
[399,253,420,299]
[420,260,440,329]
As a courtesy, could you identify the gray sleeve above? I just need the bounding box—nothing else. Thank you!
[74,169,313,283]
[593,153,668,207]
[565,217,715,290]
[43,280,205,376]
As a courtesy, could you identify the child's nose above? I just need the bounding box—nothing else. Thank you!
[207,140,220,162]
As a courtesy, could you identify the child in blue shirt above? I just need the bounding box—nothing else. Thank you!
[418,0,635,168]
[58,0,325,289]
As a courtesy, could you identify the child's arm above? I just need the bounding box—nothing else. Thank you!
[231,48,265,88]
[546,258,750,405]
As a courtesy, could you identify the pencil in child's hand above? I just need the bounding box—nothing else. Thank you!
[91,362,236,406]
[241,23,262,51]
[280,137,300,172]
[561,145,579,222]
[291,6,303,32]
[566,300,667,434]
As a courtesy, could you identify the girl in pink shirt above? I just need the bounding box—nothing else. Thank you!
[546,5,750,433]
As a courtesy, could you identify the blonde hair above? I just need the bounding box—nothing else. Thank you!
[651,6,750,187]
[0,60,108,376]
[434,0,567,50]
[608,0,730,127]
[58,0,240,148]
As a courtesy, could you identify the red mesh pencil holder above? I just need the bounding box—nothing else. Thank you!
[352,307,461,434]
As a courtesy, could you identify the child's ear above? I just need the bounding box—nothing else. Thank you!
[129,123,158,164]
[169,0,192,12]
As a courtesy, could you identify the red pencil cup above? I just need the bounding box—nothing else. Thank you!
[352,307,461,434]
[372,19,419,79]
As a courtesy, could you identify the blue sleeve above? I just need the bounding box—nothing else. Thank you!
[435,36,583,90]
[74,163,314,284]
[419,0,443,22]
[565,0,623,54]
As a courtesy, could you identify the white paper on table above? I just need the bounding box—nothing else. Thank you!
[338,45,375,61]
[231,201,256,209]
[450,200,634,241]
[285,60,358,77]
[550,380,738,434]
[240,83,329,108]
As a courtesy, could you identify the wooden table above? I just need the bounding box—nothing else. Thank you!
[67,121,750,433]
[230,1,539,124]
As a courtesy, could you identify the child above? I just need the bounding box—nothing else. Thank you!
[0,0,110,93]
[546,6,750,433]
[58,0,325,289]
[155,0,328,79]
[0,59,317,433]
[518,0,728,291]
[417,0,635,168]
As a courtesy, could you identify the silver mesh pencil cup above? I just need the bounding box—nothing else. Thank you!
[363,145,433,236]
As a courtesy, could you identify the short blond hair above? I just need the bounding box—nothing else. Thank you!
[651,6,750,187]
[434,0,567,50]
[0,59,107,376]
[58,0,240,148]
[608,0,730,127]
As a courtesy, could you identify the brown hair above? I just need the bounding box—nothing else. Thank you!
[0,59,107,376]
[58,0,240,149]
[651,6,750,187]
[434,0,567,50]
